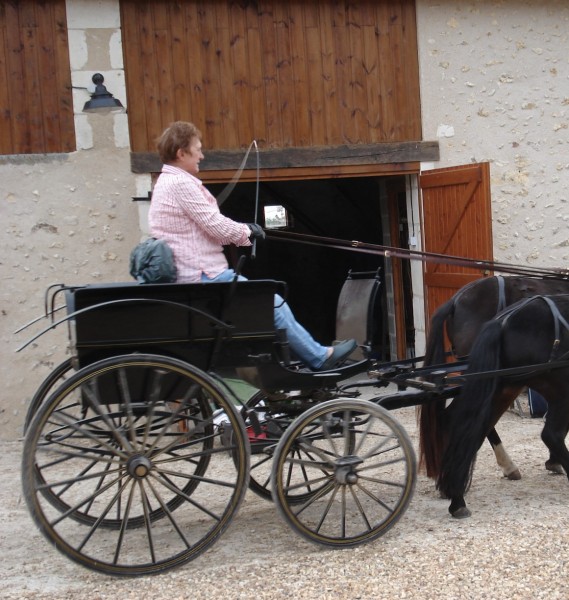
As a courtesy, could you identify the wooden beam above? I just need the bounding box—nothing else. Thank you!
[131,140,440,174]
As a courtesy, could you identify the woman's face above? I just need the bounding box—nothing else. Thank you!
[176,137,204,175]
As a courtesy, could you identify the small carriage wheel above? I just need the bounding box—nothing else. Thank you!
[24,358,75,432]
[238,392,350,504]
[271,399,416,548]
[22,354,250,576]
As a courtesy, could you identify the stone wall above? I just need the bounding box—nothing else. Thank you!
[417,0,569,265]
[0,0,149,440]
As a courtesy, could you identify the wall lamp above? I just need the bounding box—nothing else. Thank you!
[78,73,125,114]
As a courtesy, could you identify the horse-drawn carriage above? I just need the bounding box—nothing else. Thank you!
[17,237,569,577]
[19,275,425,576]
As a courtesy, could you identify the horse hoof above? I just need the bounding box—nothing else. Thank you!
[504,469,522,480]
[545,461,564,475]
[451,506,472,519]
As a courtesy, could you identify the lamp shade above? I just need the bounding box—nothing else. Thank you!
[83,73,124,114]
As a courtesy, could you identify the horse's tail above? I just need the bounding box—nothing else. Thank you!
[417,298,456,478]
[437,320,503,499]
[423,298,455,366]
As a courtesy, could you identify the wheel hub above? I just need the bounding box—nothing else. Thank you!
[334,455,363,485]
[127,454,153,479]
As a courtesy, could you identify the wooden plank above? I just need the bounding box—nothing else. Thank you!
[376,2,397,140]
[246,15,268,146]
[331,3,354,143]
[131,140,439,173]
[140,2,164,144]
[121,1,150,152]
[199,1,225,146]
[318,1,341,144]
[51,0,74,152]
[198,161,421,182]
[4,2,29,152]
[400,0,422,139]
[347,6,367,143]
[151,3,177,127]
[258,1,281,146]
[420,166,482,188]
[183,2,206,130]
[304,23,326,144]
[214,2,237,145]
[119,2,138,148]
[289,4,310,145]
[362,24,382,142]
[0,4,14,152]
[152,1,176,128]
[229,2,253,147]
[22,17,44,150]
[168,2,190,123]
[36,1,59,152]
[274,2,294,146]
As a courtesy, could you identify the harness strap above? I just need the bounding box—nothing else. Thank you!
[496,275,506,312]
[501,295,569,362]
[540,296,569,360]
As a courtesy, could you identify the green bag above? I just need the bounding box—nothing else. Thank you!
[129,238,177,283]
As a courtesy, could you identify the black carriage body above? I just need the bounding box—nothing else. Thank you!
[65,280,283,372]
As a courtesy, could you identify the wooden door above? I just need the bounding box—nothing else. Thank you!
[420,162,493,325]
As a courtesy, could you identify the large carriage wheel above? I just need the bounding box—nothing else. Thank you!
[24,359,213,528]
[22,354,250,576]
[26,358,215,530]
[271,399,416,548]
[24,358,75,432]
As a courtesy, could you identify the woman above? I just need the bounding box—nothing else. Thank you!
[148,121,356,371]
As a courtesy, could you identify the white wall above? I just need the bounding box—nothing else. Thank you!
[0,0,149,441]
[416,0,569,266]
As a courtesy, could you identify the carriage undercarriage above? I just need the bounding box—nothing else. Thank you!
[19,276,567,576]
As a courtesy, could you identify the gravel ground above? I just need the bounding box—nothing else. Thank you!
[3,400,569,600]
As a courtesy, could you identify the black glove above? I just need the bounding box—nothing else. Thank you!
[247,223,266,240]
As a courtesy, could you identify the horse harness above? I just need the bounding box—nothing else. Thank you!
[500,294,569,362]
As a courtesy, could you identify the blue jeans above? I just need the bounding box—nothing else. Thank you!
[201,269,328,369]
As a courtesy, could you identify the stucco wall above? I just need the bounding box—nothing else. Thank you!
[0,0,149,441]
[416,0,569,265]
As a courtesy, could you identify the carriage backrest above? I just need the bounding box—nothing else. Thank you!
[65,280,285,371]
[335,269,385,360]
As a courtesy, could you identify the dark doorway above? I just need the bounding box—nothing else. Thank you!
[208,176,405,355]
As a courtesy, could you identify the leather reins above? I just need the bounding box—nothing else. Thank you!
[266,230,569,280]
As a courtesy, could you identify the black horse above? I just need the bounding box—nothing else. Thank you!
[418,275,569,482]
[438,294,569,517]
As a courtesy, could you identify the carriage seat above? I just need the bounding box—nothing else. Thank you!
[64,279,286,372]
[335,268,385,361]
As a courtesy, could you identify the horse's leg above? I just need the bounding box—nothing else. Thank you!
[545,455,564,474]
[544,418,567,474]
[485,387,524,480]
[446,388,521,519]
[540,401,569,479]
[487,428,522,480]
[449,496,471,518]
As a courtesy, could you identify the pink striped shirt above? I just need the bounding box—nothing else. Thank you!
[148,165,251,282]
